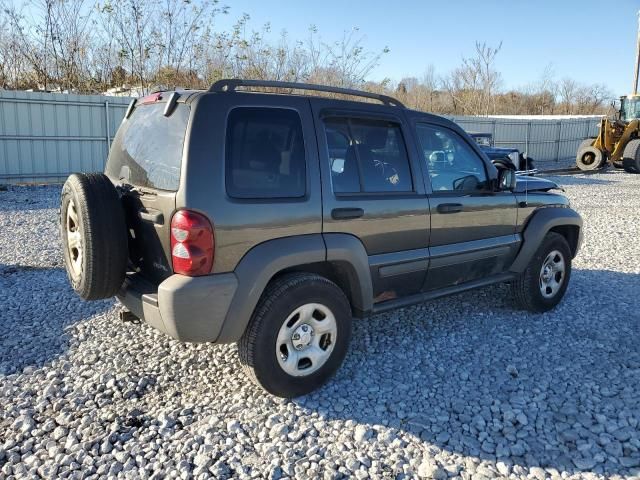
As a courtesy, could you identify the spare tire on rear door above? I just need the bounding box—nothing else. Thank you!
[60,173,128,300]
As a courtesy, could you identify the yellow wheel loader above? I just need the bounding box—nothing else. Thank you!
[576,10,640,173]
[576,95,640,173]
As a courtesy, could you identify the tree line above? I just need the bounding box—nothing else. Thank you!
[0,0,613,116]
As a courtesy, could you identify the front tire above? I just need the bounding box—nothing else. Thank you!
[511,232,572,312]
[622,139,640,173]
[238,273,352,398]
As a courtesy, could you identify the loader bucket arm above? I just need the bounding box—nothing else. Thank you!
[611,119,640,162]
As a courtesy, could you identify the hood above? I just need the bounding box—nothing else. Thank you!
[514,175,561,193]
[480,145,519,159]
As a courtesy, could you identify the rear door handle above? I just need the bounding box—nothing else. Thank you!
[437,203,463,214]
[139,209,164,225]
[331,207,364,220]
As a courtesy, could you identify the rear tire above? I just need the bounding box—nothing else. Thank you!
[238,273,352,398]
[60,173,128,300]
[511,232,572,313]
[622,139,640,173]
[576,139,604,171]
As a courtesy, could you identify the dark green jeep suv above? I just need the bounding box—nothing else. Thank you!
[60,79,582,397]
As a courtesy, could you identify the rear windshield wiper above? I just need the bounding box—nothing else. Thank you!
[117,181,156,197]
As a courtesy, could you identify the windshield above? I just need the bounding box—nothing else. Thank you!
[105,102,190,191]
[621,97,640,122]
[472,135,492,147]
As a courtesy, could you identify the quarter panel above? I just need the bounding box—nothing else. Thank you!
[181,93,323,273]
[217,234,327,343]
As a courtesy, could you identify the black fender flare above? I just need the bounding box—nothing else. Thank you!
[323,233,373,314]
[215,233,373,343]
[509,207,583,273]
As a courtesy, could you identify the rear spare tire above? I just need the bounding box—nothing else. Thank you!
[60,173,128,300]
[622,139,640,173]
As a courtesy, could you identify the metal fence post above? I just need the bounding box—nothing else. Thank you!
[583,119,591,139]
[104,101,111,155]
[525,121,531,155]
[555,121,562,163]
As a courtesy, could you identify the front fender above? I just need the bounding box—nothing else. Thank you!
[510,207,583,273]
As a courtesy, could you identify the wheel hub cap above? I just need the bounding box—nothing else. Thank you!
[276,303,338,377]
[292,324,313,350]
[65,198,82,279]
[539,250,565,299]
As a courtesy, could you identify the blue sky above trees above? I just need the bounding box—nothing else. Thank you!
[216,0,639,96]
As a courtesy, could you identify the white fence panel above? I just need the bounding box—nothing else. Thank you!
[0,91,602,183]
[451,116,602,168]
[0,91,131,183]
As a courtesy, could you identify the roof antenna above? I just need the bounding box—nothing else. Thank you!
[524,169,528,207]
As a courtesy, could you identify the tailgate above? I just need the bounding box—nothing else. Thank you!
[121,190,175,284]
[105,99,190,284]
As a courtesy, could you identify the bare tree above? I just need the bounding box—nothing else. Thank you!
[308,27,388,88]
[0,8,617,117]
[98,0,156,93]
[559,78,578,114]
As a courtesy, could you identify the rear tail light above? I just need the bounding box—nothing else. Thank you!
[170,210,214,276]
[138,92,163,105]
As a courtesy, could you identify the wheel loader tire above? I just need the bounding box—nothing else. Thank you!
[622,139,640,174]
[60,173,128,300]
[576,144,604,171]
[578,138,595,151]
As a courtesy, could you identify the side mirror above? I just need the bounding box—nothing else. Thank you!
[498,167,516,191]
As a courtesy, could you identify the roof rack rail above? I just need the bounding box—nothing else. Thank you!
[208,79,405,108]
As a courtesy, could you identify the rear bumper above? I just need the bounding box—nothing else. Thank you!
[117,272,238,343]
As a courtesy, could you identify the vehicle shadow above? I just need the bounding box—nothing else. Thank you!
[297,268,640,477]
[0,264,110,375]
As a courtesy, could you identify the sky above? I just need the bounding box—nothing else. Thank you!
[215,0,640,96]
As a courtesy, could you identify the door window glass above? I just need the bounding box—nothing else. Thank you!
[416,124,489,192]
[324,118,413,194]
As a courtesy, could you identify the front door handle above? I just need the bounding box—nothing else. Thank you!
[331,207,364,220]
[437,203,463,214]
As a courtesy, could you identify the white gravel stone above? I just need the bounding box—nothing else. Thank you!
[418,459,446,479]
[354,425,372,443]
[0,172,639,479]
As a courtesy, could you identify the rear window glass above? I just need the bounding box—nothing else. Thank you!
[106,102,189,191]
[225,107,306,198]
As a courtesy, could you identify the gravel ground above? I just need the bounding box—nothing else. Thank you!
[0,171,639,480]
